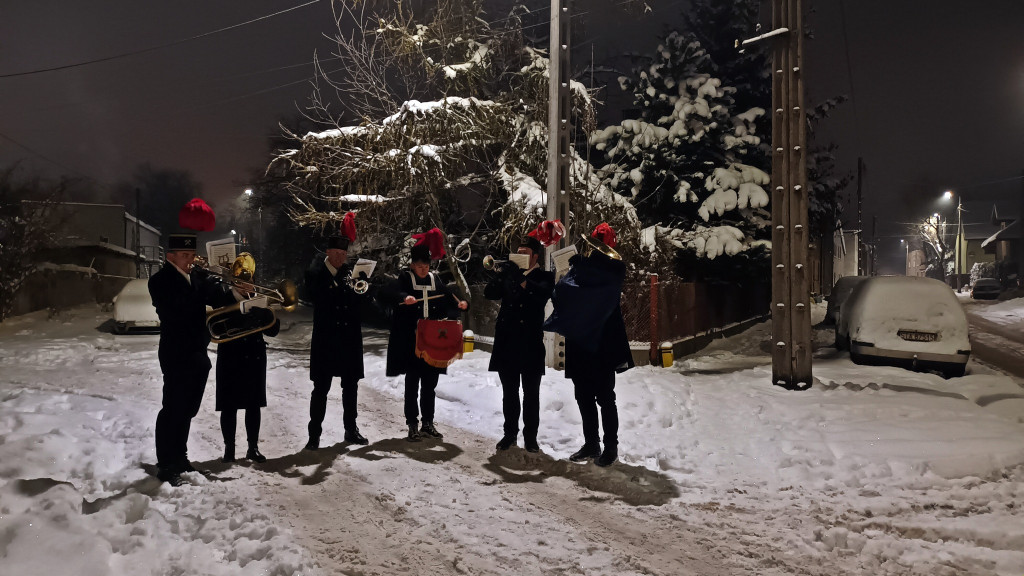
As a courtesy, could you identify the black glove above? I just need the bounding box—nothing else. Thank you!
[358,271,369,280]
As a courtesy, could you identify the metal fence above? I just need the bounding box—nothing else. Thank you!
[620,276,771,363]
[466,275,770,364]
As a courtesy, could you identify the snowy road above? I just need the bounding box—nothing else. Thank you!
[2,304,1023,575]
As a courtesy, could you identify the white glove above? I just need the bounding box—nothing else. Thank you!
[239,296,269,314]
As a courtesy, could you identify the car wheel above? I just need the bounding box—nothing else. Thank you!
[113,322,128,335]
[943,364,966,378]
[834,330,846,350]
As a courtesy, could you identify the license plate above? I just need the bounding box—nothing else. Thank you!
[897,329,938,342]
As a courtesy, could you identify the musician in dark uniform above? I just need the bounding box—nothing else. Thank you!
[148,232,220,486]
[209,253,280,464]
[484,236,554,452]
[381,240,468,442]
[545,223,634,467]
[305,234,369,450]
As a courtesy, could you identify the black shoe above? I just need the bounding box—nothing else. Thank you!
[496,435,516,451]
[524,439,540,453]
[246,447,267,463]
[569,443,601,462]
[407,425,422,442]
[304,437,319,451]
[596,446,617,468]
[420,422,443,439]
[222,446,236,463]
[344,429,369,445]
[178,461,199,474]
[157,468,183,487]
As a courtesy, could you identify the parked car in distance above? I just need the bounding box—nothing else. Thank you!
[836,276,970,378]
[970,278,1001,300]
[112,279,159,334]
[825,275,869,327]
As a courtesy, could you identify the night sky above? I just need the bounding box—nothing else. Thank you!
[2,0,1022,272]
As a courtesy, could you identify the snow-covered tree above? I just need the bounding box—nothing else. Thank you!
[917,214,952,282]
[0,166,66,322]
[591,28,770,271]
[269,0,642,290]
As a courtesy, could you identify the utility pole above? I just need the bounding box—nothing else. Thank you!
[135,187,142,279]
[856,157,864,275]
[545,0,572,370]
[955,199,963,291]
[766,0,811,389]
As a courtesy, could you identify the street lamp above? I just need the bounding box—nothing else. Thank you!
[940,190,965,291]
[901,238,909,275]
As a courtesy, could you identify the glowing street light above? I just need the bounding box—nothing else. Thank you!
[244,188,253,197]
[942,190,953,201]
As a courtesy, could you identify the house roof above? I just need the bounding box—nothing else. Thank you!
[991,203,1020,225]
[982,219,1021,248]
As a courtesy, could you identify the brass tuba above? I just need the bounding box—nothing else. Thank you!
[198,253,299,343]
[581,234,622,260]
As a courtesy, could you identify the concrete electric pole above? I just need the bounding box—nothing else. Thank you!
[757,0,812,389]
[545,0,572,370]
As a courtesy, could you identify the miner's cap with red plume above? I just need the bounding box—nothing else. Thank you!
[527,219,565,248]
[340,211,357,242]
[411,227,446,261]
[178,198,216,232]
[591,222,617,249]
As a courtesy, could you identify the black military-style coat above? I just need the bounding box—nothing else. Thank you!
[551,254,635,379]
[148,261,219,377]
[210,287,280,411]
[484,265,554,375]
[308,259,365,381]
[380,270,463,377]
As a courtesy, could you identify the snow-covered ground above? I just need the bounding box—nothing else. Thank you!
[965,293,1024,328]
[1,303,1023,575]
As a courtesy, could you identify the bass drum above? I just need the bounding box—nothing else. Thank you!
[415,319,463,369]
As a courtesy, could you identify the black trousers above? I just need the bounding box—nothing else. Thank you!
[155,367,209,472]
[498,371,541,441]
[308,376,360,439]
[571,371,618,447]
[404,362,440,427]
[220,409,261,448]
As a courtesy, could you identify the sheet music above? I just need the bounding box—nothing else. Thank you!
[551,245,577,277]
[206,238,237,269]
[508,253,530,270]
[351,258,377,279]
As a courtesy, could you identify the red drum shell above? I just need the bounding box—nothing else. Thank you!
[415,319,463,368]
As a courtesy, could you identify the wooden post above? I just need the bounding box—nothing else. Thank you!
[770,0,812,389]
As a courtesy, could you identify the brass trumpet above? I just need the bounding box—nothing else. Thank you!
[343,274,369,295]
[482,254,506,271]
[483,253,529,272]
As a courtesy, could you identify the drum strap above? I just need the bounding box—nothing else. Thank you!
[408,271,437,318]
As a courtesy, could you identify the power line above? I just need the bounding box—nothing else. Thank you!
[837,0,861,153]
[0,0,322,79]
[0,130,95,181]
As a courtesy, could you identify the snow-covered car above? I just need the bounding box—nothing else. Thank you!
[836,276,970,378]
[825,275,869,327]
[970,278,1001,300]
[112,279,160,334]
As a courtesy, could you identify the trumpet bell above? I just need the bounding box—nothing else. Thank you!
[582,234,622,260]
[482,254,502,270]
